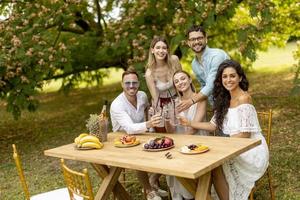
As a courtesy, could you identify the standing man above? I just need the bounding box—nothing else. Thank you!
[110,67,166,200]
[177,25,229,112]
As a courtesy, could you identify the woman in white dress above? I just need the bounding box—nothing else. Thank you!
[145,36,182,133]
[179,60,269,200]
[165,70,208,200]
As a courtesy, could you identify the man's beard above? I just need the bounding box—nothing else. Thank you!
[193,43,206,54]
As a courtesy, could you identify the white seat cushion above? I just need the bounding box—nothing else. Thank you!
[30,187,83,200]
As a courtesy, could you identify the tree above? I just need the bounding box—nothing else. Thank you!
[0,0,298,119]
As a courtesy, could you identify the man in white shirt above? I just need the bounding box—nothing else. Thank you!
[110,68,164,200]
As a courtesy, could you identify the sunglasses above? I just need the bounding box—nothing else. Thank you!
[124,81,139,88]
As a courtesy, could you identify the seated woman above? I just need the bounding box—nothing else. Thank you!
[165,70,208,200]
[165,70,208,135]
[179,60,269,200]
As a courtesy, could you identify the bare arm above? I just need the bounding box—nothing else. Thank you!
[179,117,216,132]
[145,69,158,102]
[190,121,217,132]
[177,92,208,113]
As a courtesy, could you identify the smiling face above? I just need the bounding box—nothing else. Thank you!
[173,72,192,93]
[151,41,168,61]
[187,31,207,53]
[122,73,139,97]
[221,67,242,92]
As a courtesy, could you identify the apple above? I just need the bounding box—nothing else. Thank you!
[164,137,173,146]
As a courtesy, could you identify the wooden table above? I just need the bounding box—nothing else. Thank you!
[44,132,261,200]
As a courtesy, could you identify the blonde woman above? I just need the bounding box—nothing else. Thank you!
[145,36,181,195]
[145,36,182,132]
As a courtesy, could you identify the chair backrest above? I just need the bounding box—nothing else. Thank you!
[12,144,31,200]
[60,159,94,200]
[257,109,273,148]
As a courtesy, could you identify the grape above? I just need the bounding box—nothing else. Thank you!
[149,140,155,147]
[188,144,197,150]
[144,144,149,149]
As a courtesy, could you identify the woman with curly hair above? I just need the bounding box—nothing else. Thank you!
[179,59,269,200]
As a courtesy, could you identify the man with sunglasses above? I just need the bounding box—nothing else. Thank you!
[177,25,229,112]
[110,67,165,200]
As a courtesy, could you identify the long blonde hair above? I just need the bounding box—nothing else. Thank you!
[145,36,180,79]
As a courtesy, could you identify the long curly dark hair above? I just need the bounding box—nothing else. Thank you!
[212,59,249,131]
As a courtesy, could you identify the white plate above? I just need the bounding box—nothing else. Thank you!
[179,145,209,154]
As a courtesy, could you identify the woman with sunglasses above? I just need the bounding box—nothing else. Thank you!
[145,36,182,132]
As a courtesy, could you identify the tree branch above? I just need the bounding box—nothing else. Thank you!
[94,0,103,35]
[53,24,63,46]
[60,27,85,34]
[47,58,127,80]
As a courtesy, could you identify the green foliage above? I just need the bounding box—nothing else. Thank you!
[0,0,299,118]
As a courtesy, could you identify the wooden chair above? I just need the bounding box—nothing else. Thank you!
[61,159,94,200]
[249,109,275,200]
[12,144,70,200]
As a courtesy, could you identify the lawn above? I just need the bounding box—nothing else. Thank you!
[0,44,299,199]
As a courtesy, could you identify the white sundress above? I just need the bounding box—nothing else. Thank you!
[211,104,269,200]
[166,103,209,200]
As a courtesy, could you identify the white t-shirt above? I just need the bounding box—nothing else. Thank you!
[110,91,149,134]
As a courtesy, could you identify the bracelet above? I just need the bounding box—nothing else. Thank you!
[191,98,195,104]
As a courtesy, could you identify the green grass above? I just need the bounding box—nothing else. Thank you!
[0,65,299,200]
[0,43,299,199]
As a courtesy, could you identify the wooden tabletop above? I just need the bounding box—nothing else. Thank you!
[44,132,261,179]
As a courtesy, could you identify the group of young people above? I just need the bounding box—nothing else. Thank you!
[109,25,269,200]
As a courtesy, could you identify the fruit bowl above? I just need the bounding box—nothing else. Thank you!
[179,144,209,154]
[143,136,174,152]
[114,135,140,148]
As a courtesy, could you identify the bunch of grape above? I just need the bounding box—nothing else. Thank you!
[188,144,198,150]
[144,137,174,149]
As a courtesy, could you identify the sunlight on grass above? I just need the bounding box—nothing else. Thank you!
[253,42,297,69]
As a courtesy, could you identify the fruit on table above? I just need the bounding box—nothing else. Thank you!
[74,134,103,149]
[186,144,208,152]
[120,135,136,144]
[74,133,88,144]
[144,136,174,149]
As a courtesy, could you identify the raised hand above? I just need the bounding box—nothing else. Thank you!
[176,99,193,113]
[149,114,163,128]
[178,116,190,126]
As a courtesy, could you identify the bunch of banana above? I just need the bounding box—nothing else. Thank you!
[74,133,103,149]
